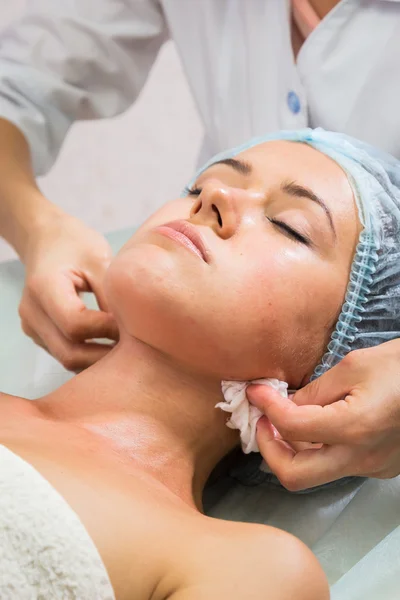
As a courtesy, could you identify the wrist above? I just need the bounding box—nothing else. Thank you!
[21,194,68,263]
[0,185,66,262]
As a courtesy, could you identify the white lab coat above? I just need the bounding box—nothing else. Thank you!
[0,0,400,175]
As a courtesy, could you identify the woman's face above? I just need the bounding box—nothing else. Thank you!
[107,141,360,387]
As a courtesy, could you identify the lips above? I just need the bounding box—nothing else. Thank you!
[154,220,210,263]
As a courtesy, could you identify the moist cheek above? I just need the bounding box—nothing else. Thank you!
[228,258,339,378]
[211,258,290,371]
[287,272,345,371]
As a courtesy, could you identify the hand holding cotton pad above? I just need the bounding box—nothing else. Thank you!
[216,379,289,454]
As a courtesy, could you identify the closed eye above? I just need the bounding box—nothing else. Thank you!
[184,185,202,197]
[268,218,312,247]
[185,186,312,246]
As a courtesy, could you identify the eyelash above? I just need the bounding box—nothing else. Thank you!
[185,186,311,247]
[184,185,202,196]
[267,218,311,247]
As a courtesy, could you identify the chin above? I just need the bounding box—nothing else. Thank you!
[106,241,290,380]
[106,241,202,355]
[106,241,176,320]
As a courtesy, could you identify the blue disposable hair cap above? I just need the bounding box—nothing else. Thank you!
[185,128,400,379]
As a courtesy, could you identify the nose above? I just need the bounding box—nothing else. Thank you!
[189,181,257,239]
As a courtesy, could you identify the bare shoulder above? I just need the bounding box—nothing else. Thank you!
[0,392,39,416]
[0,394,41,436]
[166,518,329,600]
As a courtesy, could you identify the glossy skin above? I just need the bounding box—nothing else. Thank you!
[0,2,342,373]
[0,140,360,600]
[108,141,360,388]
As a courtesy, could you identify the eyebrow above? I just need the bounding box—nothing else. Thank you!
[211,158,337,240]
[281,180,337,240]
[213,157,252,175]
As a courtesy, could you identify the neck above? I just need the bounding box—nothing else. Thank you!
[38,336,238,510]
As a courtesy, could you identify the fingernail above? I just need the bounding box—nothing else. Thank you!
[271,424,280,438]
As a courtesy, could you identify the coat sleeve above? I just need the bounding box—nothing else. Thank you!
[0,0,168,175]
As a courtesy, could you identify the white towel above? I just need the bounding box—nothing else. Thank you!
[0,445,115,600]
[216,378,288,453]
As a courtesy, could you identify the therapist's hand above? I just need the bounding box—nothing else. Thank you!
[247,341,400,491]
[18,211,119,371]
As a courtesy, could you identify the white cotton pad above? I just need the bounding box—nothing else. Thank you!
[216,379,288,454]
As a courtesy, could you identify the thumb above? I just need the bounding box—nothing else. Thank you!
[247,384,292,413]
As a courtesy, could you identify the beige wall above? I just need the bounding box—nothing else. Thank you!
[0,2,202,261]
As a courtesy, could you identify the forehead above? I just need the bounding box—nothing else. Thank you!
[235,140,355,211]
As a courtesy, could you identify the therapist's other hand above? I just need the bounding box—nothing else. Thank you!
[18,211,119,371]
[247,341,400,491]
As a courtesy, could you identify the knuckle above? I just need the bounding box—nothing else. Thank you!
[278,470,304,492]
[18,303,34,337]
[20,319,32,337]
[90,245,113,268]
[18,300,28,322]
[61,355,80,372]
[56,347,80,371]
[99,248,113,265]
[25,274,43,297]
[341,349,363,371]
[60,317,83,342]
[342,347,376,374]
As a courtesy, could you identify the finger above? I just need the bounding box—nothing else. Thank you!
[248,384,357,444]
[20,297,113,370]
[256,417,354,490]
[248,385,288,411]
[292,359,357,407]
[20,318,48,351]
[85,263,112,313]
[261,423,316,453]
[37,273,118,342]
[58,341,113,372]
[288,440,323,452]
[251,401,318,452]
[85,271,119,341]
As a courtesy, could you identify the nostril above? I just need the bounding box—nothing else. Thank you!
[191,199,202,216]
[212,204,222,227]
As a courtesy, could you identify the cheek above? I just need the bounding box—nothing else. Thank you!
[106,242,182,333]
[211,246,347,378]
[107,195,195,327]
[106,230,348,382]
